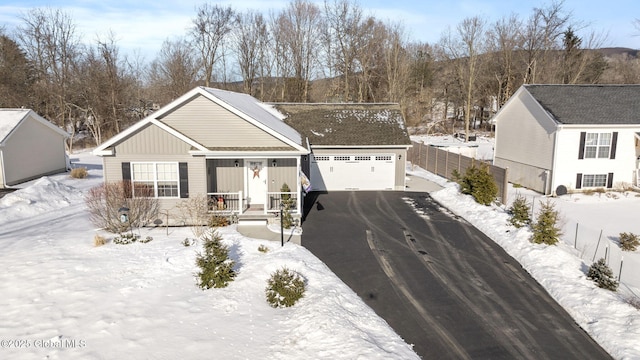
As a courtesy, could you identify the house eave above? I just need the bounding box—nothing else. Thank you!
[309,144,412,149]
[556,123,640,129]
[93,149,114,156]
[190,150,309,158]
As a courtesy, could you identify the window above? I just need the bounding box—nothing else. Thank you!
[375,155,392,161]
[131,162,179,198]
[582,174,608,188]
[334,156,351,161]
[583,133,611,159]
[354,156,371,161]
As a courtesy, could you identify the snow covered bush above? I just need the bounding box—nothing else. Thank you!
[507,194,531,228]
[258,244,270,253]
[530,200,562,245]
[619,232,640,251]
[265,267,306,308]
[85,181,159,233]
[587,258,619,291]
[113,232,137,245]
[195,230,236,289]
[208,214,229,228]
[453,163,498,206]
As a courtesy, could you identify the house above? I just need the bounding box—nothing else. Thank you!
[0,109,69,188]
[93,87,411,226]
[493,84,640,195]
[276,103,411,191]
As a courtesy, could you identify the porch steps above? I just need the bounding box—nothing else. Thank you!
[236,207,275,226]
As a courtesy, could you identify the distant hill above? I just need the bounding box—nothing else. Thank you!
[596,47,639,58]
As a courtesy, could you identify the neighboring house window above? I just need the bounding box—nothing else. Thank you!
[131,162,179,198]
[579,132,618,159]
[575,172,614,189]
[582,174,607,187]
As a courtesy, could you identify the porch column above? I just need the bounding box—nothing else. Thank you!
[296,156,302,216]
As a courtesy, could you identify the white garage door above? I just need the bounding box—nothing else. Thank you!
[310,154,395,191]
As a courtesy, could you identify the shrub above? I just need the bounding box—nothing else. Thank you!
[94,234,107,247]
[85,181,159,233]
[113,232,137,245]
[507,194,531,228]
[530,200,562,245]
[139,236,153,243]
[70,167,88,179]
[258,244,270,253]
[182,238,193,247]
[265,267,306,308]
[195,230,236,289]
[587,258,619,291]
[280,183,295,229]
[176,194,210,238]
[619,232,640,251]
[455,163,498,205]
[208,214,229,228]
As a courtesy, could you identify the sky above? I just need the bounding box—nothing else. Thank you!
[1,0,639,62]
[0,143,639,358]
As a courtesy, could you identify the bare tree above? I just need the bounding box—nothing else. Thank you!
[440,16,487,141]
[521,1,570,83]
[191,4,236,87]
[147,38,200,105]
[274,0,322,102]
[16,7,82,142]
[487,14,524,108]
[323,0,366,101]
[381,21,411,103]
[233,10,270,97]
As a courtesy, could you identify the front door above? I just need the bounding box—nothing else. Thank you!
[247,159,267,207]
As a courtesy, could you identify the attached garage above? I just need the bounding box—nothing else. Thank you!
[310,154,395,191]
[276,103,412,192]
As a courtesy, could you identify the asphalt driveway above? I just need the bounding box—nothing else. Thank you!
[302,191,612,360]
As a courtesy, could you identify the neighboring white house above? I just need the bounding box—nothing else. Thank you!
[0,109,69,188]
[493,84,640,195]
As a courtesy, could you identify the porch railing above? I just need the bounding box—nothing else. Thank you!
[207,191,243,214]
[266,192,298,213]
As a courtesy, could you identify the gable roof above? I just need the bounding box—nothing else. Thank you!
[0,109,68,145]
[274,103,411,147]
[524,84,640,125]
[201,88,302,147]
[95,87,307,155]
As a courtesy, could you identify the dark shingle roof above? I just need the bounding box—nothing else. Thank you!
[274,103,411,146]
[524,84,640,125]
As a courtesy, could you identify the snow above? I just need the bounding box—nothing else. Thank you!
[0,109,30,143]
[2,143,639,359]
[408,134,640,359]
[0,150,418,360]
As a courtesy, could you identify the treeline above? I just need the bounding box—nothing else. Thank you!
[1,0,639,148]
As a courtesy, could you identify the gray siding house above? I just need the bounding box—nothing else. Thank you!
[94,87,412,225]
[0,109,69,188]
[493,85,640,194]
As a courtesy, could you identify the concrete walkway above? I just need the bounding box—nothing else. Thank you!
[405,174,444,193]
[236,224,301,245]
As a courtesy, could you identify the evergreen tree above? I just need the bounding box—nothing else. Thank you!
[530,200,562,245]
[280,182,294,229]
[456,163,498,205]
[195,230,236,289]
[508,194,531,228]
[587,258,619,291]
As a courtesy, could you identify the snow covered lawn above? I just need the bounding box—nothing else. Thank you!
[407,164,640,359]
[0,151,418,360]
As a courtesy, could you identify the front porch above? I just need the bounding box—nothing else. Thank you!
[205,157,303,224]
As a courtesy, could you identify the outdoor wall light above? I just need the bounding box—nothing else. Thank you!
[234,160,239,167]
[398,154,402,160]
[272,159,277,167]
